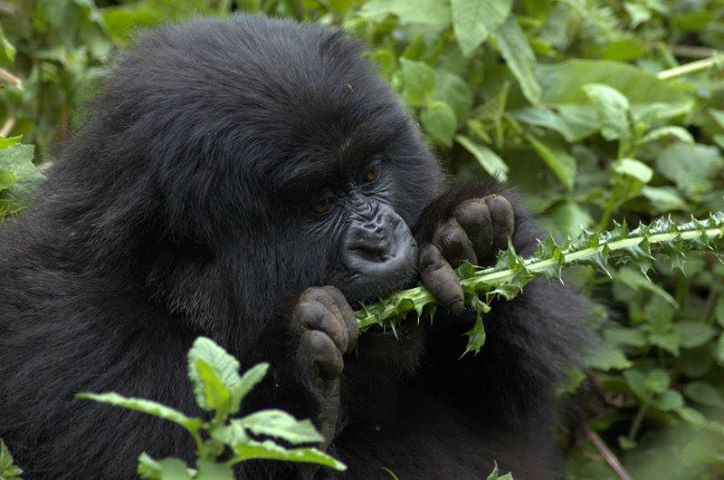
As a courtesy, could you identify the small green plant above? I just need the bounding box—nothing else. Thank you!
[356,213,724,355]
[78,337,345,479]
[486,462,514,480]
[0,439,23,480]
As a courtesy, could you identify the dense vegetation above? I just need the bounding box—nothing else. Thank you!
[1,1,722,479]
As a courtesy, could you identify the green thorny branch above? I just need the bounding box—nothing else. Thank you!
[355,212,724,356]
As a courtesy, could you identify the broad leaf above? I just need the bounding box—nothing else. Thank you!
[451,0,512,56]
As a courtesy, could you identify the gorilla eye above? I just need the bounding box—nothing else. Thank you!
[363,164,381,183]
[314,197,333,215]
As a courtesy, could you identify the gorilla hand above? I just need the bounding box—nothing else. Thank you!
[418,194,515,315]
[293,286,359,443]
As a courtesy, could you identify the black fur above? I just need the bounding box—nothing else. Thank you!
[0,16,589,479]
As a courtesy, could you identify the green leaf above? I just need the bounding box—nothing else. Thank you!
[614,268,678,308]
[684,382,724,408]
[461,314,487,356]
[538,60,692,106]
[76,393,203,433]
[585,344,632,371]
[493,16,541,105]
[526,135,576,189]
[655,144,724,197]
[399,59,437,107]
[652,389,684,412]
[137,453,161,479]
[641,187,690,213]
[455,135,509,181]
[450,0,512,56]
[612,158,652,183]
[0,27,16,64]
[0,141,44,215]
[196,459,234,480]
[638,126,694,146]
[158,458,193,480]
[232,362,269,409]
[674,322,717,349]
[432,70,473,120]
[188,337,243,414]
[0,440,23,480]
[716,334,724,366]
[232,440,346,471]
[360,0,450,25]
[237,410,324,445]
[582,83,631,140]
[421,101,457,147]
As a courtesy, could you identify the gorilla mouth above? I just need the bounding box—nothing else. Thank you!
[337,239,419,308]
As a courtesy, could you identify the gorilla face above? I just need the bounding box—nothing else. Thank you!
[54,17,443,335]
[298,155,420,302]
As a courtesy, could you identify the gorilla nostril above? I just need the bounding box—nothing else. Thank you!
[351,243,390,263]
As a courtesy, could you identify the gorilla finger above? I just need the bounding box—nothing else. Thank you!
[454,198,493,262]
[419,244,465,315]
[323,286,359,348]
[432,218,477,268]
[294,300,348,351]
[485,195,515,252]
[306,330,344,380]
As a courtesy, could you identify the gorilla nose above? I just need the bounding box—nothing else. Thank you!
[341,211,417,278]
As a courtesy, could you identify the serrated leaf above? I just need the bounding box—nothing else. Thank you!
[461,314,486,357]
[450,0,512,56]
[0,440,22,479]
[493,16,541,105]
[231,363,269,410]
[455,135,508,181]
[188,337,243,414]
[232,440,346,471]
[77,393,203,433]
[238,410,324,445]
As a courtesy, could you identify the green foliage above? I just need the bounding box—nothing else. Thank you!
[0,440,23,480]
[2,0,724,478]
[0,135,42,220]
[78,337,346,479]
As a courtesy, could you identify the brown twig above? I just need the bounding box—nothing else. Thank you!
[581,423,633,480]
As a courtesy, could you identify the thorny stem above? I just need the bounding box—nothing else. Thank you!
[356,216,724,330]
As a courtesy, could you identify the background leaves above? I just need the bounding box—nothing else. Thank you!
[1,0,723,478]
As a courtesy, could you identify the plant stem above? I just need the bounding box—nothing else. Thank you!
[582,423,633,480]
[657,54,723,80]
[356,222,724,329]
[627,404,648,440]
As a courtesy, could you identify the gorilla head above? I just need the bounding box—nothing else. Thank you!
[56,16,441,338]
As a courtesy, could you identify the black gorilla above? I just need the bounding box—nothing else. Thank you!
[0,15,589,479]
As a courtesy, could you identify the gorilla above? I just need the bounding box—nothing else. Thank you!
[0,15,589,480]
